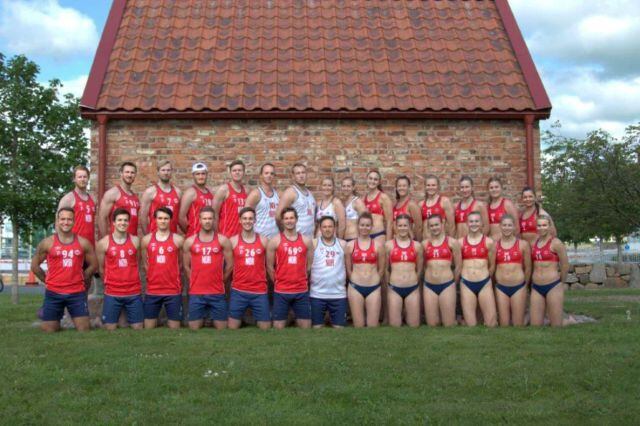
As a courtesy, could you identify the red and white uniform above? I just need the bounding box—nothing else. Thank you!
[425,237,453,262]
[275,233,308,293]
[393,199,412,223]
[421,196,445,221]
[520,211,537,234]
[186,186,213,237]
[364,191,385,216]
[110,185,140,236]
[104,235,141,296]
[488,199,508,225]
[146,233,181,295]
[232,235,267,294]
[455,199,476,224]
[148,184,180,233]
[389,239,417,264]
[218,183,247,237]
[45,234,85,294]
[352,239,377,264]
[461,236,489,260]
[71,190,96,245]
[532,238,559,263]
[189,234,224,295]
[496,239,523,265]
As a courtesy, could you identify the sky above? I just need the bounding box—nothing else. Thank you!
[0,0,638,139]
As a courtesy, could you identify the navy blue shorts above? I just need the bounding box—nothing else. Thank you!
[102,295,144,325]
[310,297,347,326]
[144,295,183,321]
[228,289,271,322]
[42,290,88,321]
[272,292,311,321]
[188,294,228,321]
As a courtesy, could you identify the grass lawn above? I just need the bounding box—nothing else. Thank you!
[1,290,639,424]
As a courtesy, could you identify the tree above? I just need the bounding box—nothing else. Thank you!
[0,54,88,303]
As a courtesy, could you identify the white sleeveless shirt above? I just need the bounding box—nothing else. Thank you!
[255,187,280,238]
[316,198,336,222]
[345,196,359,220]
[310,238,346,299]
[292,185,316,237]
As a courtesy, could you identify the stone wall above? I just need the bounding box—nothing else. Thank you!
[566,263,640,290]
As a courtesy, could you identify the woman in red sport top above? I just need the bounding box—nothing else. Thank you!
[487,176,520,241]
[519,186,556,245]
[493,214,531,327]
[363,170,393,241]
[392,175,422,239]
[214,160,248,238]
[420,174,455,239]
[422,214,461,327]
[344,212,386,328]
[530,214,568,327]
[455,175,489,239]
[384,214,423,327]
[458,211,497,327]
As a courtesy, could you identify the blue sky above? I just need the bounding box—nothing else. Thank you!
[1,0,638,139]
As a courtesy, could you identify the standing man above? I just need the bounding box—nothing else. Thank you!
[228,207,271,330]
[142,207,185,329]
[183,206,233,330]
[95,208,144,330]
[98,162,140,237]
[275,163,316,238]
[267,207,314,329]
[57,165,96,246]
[213,160,247,238]
[140,160,181,234]
[179,162,214,238]
[245,163,280,239]
[31,207,98,332]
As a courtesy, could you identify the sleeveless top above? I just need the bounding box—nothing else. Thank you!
[393,199,413,223]
[148,184,180,233]
[461,236,489,260]
[255,187,280,238]
[292,186,316,237]
[71,190,96,245]
[310,238,346,299]
[146,233,181,295]
[455,198,476,224]
[316,198,337,222]
[421,195,445,221]
[275,233,308,293]
[110,185,140,236]
[520,210,538,234]
[186,185,213,237]
[232,234,267,294]
[389,239,417,264]
[218,183,247,237]
[488,198,507,225]
[364,191,384,216]
[104,235,141,296]
[352,239,377,265]
[425,237,453,262]
[189,234,224,295]
[345,196,359,220]
[496,239,523,265]
[45,234,85,294]
[532,238,559,263]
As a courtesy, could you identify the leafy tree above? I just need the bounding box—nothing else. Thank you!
[0,54,88,303]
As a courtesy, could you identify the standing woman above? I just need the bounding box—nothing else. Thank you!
[392,176,422,239]
[530,215,568,327]
[345,212,386,327]
[420,174,455,239]
[487,177,520,241]
[519,187,556,245]
[363,170,393,241]
[455,176,489,238]
[385,215,423,327]
[493,214,531,327]
[315,177,346,238]
[341,177,365,242]
[459,211,497,327]
[423,214,461,327]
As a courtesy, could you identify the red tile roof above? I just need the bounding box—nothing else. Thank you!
[81,0,551,118]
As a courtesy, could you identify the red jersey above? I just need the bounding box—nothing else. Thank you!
[275,233,308,293]
[364,191,384,216]
[496,239,523,265]
[532,238,559,263]
[218,183,247,237]
[393,199,413,223]
[352,239,377,265]
[455,199,476,224]
[104,235,141,296]
[45,234,85,294]
[389,239,417,264]
[425,237,453,262]
[462,236,489,260]
[232,235,267,294]
[186,185,214,237]
[421,196,445,221]
[488,199,507,225]
[148,184,180,233]
[146,233,181,295]
[71,190,96,245]
[110,185,140,236]
[520,210,537,234]
[189,234,224,295]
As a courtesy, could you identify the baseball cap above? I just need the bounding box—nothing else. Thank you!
[192,162,208,173]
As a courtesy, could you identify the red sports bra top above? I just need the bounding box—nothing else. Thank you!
[488,199,507,225]
[455,199,477,224]
[520,210,537,234]
[461,235,489,260]
[421,196,445,221]
[352,239,378,265]
[496,239,523,265]
[424,237,452,262]
[532,238,559,263]
[364,191,384,216]
[389,239,417,264]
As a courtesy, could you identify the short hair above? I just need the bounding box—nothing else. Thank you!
[73,165,89,178]
[229,160,245,171]
[318,215,336,226]
[57,207,75,217]
[199,206,215,217]
[358,211,373,224]
[111,208,130,222]
[281,206,298,220]
[119,161,137,172]
[259,163,275,174]
[156,160,171,170]
[291,162,306,173]
[239,206,256,218]
[154,206,173,219]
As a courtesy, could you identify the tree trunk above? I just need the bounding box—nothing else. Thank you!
[11,219,19,304]
[615,236,623,266]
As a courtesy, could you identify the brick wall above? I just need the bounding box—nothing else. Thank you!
[90,119,541,203]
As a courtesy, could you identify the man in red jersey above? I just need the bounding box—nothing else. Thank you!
[183,206,233,330]
[213,159,247,238]
[267,207,314,329]
[141,207,185,329]
[179,162,214,237]
[95,208,144,330]
[140,160,182,234]
[228,207,271,330]
[98,162,140,237]
[57,165,96,246]
[31,207,98,332]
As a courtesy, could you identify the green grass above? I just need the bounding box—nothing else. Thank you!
[1,290,639,425]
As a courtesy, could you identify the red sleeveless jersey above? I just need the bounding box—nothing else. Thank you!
[45,234,85,294]
[232,235,267,294]
[187,186,213,237]
[148,184,180,233]
[496,239,523,265]
[421,195,445,221]
[462,236,489,260]
[532,238,559,263]
[275,233,308,293]
[110,185,140,236]
[71,190,96,245]
[455,199,477,224]
[488,199,507,225]
[393,199,413,223]
[520,210,537,234]
[389,239,417,264]
[425,237,453,262]
[352,239,377,265]
[364,191,384,216]
[218,183,247,237]
[104,235,141,296]
[189,234,224,295]
[146,233,181,295]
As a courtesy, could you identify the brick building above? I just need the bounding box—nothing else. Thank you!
[80,0,551,204]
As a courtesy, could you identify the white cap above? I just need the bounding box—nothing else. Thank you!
[192,162,208,173]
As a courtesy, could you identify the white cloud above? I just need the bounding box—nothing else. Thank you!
[58,74,87,98]
[0,0,98,59]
